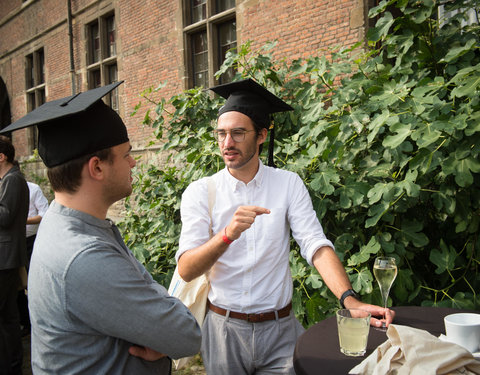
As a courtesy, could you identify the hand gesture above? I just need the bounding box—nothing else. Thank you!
[226,206,270,240]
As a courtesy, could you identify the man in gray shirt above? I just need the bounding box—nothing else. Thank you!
[1,82,201,374]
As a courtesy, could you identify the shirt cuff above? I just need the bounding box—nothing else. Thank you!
[305,239,335,266]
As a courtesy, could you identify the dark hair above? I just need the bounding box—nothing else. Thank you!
[0,135,15,163]
[47,148,113,193]
[252,120,266,154]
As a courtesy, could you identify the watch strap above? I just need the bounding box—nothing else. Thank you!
[339,289,359,308]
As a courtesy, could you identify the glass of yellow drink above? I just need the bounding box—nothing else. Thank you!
[336,308,371,356]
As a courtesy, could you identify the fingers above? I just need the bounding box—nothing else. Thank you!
[237,206,270,218]
[369,308,395,328]
[128,345,146,358]
[353,303,395,328]
[129,345,166,361]
[227,206,270,240]
[370,317,384,328]
[384,308,395,325]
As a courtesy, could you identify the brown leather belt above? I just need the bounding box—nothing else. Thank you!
[207,300,292,323]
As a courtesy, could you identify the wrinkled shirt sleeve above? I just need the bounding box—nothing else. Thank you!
[288,173,335,266]
[177,178,211,262]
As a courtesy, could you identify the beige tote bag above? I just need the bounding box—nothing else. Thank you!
[168,176,215,370]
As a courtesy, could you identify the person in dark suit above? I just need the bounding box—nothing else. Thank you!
[0,135,29,375]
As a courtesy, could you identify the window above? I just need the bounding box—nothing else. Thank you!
[183,0,237,88]
[25,48,45,150]
[439,5,479,28]
[86,13,118,110]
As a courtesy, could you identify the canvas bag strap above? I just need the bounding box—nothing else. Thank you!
[207,176,216,238]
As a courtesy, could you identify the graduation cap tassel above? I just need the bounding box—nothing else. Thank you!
[268,125,276,168]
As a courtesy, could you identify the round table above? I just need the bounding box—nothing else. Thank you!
[293,306,473,375]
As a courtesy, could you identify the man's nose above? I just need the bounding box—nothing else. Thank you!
[223,132,236,147]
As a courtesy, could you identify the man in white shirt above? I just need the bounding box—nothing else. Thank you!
[17,181,49,335]
[26,182,49,260]
[177,79,395,375]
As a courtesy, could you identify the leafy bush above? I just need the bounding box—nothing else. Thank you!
[118,0,480,327]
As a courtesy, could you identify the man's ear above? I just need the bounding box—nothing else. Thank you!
[258,127,268,145]
[86,156,104,181]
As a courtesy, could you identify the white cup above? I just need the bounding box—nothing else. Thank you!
[444,313,480,353]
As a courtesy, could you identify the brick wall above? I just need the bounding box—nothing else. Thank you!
[238,0,365,61]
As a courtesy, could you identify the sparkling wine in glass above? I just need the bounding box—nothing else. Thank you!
[373,256,397,331]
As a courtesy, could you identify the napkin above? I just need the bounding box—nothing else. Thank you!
[349,324,480,375]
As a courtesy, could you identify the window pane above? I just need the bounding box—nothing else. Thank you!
[38,49,45,84]
[107,64,118,111]
[216,0,235,13]
[89,69,101,89]
[31,126,38,149]
[192,31,208,87]
[106,16,116,57]
[27,92,35,111]
[89,22,100,64]
[38,88,46,106]
[218,20,236,83]
[26,54,34,88]
[191,0,206,24]
[107,64,117,83]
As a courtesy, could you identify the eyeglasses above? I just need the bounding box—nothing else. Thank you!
[213,129,256,143]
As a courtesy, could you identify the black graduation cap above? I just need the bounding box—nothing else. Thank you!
[0,81,128,168]
[209,78,293,167]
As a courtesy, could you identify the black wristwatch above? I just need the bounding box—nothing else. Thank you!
[339,289,360,308]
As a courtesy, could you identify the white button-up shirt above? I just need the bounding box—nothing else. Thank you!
[26,181,49,238]
[178,161,334,313]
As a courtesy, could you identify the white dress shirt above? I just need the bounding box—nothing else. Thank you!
[26,182,49,238]
[178,161,334,313]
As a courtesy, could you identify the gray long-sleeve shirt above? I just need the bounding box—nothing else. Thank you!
[28,201,201,374]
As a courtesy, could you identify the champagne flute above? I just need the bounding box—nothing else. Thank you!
[373,256,397,331]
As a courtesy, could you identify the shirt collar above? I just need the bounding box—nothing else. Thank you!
[50,200,113,229]
[223,160,266,191]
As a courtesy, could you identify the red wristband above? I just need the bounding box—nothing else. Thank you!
[222,227,233,245]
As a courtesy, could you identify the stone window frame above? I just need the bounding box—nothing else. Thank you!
[85,12,119,111]
[25,47,45,150]
[182,0,237,89]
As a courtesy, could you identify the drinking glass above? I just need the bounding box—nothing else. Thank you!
[373,256,397,331]
[336,309,371,356]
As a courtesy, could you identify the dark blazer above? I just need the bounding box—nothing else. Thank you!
[0,165,29,270]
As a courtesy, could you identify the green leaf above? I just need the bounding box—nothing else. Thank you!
[441,39,477,63]
[306,273,324,289]
[451,75,480,98]
[348,237,381,266]
[396,170,420,197]
[367,110,390,144]
[351,267,374,294]
[383,123,411,148]
[310,169,339,195]
[367,182,395,204]
[429,241,456,275]
[305,295,322,325]
[401,220,429,248]
[393,268,414,301]
[366,201,390,228]
[367,12,394,42]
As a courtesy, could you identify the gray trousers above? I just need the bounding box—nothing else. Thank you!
[201,309,305,375]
